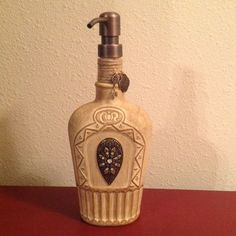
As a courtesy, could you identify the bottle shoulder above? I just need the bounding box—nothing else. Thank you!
[122,100,152,126]
[68,98,152,136]
[68,101,94,130]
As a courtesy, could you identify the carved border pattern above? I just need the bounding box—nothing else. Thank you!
[73,106,146,189]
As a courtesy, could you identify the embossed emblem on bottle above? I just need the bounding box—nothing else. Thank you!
[97,138,123,185]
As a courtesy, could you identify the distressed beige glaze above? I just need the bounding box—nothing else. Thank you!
[68,58,152,226]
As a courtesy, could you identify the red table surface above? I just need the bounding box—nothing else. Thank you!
[0,187,235,236]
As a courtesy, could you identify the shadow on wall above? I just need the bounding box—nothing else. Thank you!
[150,67,220,190]
[0,114,50,186]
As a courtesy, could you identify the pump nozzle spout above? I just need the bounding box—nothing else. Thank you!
[87,17,107,29]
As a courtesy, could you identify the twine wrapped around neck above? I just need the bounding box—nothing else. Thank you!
[97,58,122,83]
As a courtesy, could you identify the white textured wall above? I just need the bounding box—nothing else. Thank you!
[0,1,236,190]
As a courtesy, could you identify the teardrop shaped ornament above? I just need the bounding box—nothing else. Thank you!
[118,73,130,93]
[97,138,123,185]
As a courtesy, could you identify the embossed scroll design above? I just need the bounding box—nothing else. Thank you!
[97,138,123,185]
[73,106,145,188]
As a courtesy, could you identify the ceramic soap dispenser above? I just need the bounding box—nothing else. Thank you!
[68,12,152,226]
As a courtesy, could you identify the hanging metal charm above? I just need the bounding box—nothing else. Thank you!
[97,138,123,185]
[118,73,130,92]
[111,72,130,97]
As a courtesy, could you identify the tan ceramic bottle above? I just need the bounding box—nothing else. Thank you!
[68,12,152,226]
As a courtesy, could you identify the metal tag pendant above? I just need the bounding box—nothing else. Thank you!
[111,72,130,94]
[97,138,123,185]
[119,73,130,93]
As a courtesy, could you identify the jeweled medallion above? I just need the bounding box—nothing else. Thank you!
[97,138,123,185]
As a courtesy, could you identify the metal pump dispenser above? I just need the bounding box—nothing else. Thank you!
[87,12,122,58]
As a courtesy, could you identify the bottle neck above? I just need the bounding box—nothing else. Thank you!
[95,58,124,101]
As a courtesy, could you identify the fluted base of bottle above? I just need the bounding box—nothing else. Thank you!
[81,212,140,226]
[77,186,143,226]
